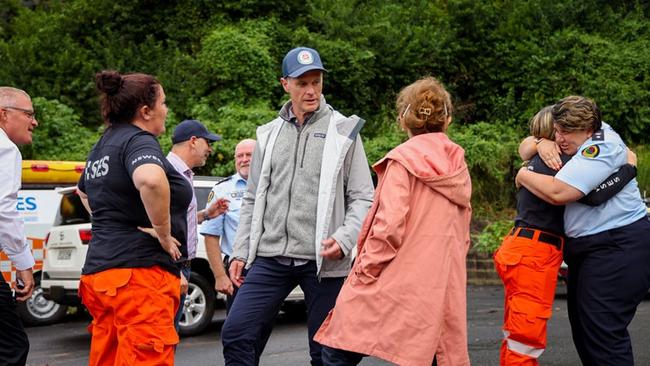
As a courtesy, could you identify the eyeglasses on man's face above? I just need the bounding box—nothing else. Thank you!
[1,106,36,121]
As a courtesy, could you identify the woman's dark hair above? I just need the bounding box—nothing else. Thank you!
[95,70,161,125]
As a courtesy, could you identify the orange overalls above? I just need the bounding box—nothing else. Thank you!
[79,266,180,366]
[493,227,564,366]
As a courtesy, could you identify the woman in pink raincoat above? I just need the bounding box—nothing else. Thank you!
[315,76,472,366]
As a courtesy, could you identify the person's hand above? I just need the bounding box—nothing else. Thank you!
[320,237,344,260]
[215,274,234,296]
[229,259,245,288]
[15,269,35,302]
[627,148,637,167]
[206,198,230,219]
[180,271,189,295]
[515,166,527,189]
[138,226,158,239]
[158,234,182,261]
[538,138,562,170]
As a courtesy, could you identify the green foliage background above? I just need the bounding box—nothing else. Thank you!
[2,0,649,252]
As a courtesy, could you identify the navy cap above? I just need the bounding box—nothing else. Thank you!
[282,47,327,78]
[171,119,221,144]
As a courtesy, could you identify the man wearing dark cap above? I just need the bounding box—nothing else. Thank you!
[222,47,374,365]
[166,119,229,333]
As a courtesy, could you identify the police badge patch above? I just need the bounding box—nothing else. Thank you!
[581,145,600,158]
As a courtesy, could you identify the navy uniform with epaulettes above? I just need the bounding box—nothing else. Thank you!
[555,122,650,366]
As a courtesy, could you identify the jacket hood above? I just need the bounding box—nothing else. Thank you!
[374,133,471,208]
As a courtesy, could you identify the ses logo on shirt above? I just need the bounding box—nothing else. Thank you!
[85,156,110,180]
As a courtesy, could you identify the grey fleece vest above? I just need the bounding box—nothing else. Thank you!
[257,112,330,259]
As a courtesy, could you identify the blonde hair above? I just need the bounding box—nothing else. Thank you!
[529,106,555,140]
[396,76,452,135]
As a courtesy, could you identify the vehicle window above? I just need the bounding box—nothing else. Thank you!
[53,186,213,226]
[195,187,212,210]
[55,191,91,225]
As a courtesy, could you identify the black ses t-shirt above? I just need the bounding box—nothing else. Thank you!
[514,154,572,236]
[78,124,193,276]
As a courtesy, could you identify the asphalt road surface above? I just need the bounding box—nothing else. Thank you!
[26,285,650,365]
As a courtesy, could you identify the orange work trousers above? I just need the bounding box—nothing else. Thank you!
[79,266,180,366]
[493,228,563,366]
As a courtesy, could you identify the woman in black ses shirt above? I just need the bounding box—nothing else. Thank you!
[77,70,192,366]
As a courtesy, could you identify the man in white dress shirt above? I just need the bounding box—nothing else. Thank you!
[0,87,38,366]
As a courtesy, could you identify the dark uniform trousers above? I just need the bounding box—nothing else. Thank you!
[222,257,344,366]
[321,346,438,366]
[564,217,650,366]
[0,281,29,366]
[223,256,273,366]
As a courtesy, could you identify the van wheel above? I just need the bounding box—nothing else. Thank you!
[178,272,215,337]
[17,276,68,326]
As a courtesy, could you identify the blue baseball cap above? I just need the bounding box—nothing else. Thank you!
[282,47,327,78]
[172,119,221,144]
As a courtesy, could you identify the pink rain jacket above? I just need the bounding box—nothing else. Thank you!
[315,132,472,366]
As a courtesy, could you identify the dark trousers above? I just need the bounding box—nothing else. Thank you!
[174,265,192,332]
[321,346,365,366]
[564,217,650,366]
[0,281,29,366]
[222,257,344,366]
[322,346,438,366]
[224,258,273,366]
[224,256,236,313]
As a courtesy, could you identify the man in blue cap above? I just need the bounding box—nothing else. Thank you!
[221,47,375,365]
[166,119,229,333]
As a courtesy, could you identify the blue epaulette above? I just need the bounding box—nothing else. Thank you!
[213,176,233,187]
[592,129,604,141]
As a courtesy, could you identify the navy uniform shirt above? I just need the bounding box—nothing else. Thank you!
[78,124,193,276]
[556,123,646,238]
[515,154,572,236]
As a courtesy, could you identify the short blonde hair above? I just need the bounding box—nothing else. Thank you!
[529,106,555,140]
[396,76,452,135]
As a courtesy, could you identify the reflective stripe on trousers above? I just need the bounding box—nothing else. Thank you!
[503,330,545,358]
[494,230,563,366]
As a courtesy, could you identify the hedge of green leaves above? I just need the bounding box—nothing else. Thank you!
[2,0,649,223]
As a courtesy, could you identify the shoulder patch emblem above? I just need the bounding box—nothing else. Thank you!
[581,145,600,159]
[207,191,215,203]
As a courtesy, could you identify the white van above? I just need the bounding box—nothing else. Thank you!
[13,188,69,326]
[0,160,86,326]
[41,176,305,336]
